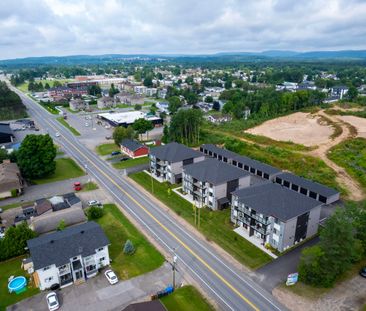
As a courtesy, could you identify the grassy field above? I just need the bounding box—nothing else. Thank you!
[0,201,34,212]
[0,256,40,311]
[31,158,85,185]
[328,138,366,192]
[96,143,120,156]
[17,79,72,93]
[160,286,215,311]
[94,204,164,279]
[80,182,99,191]
[56,117,81,136]
[112,156,149,169]
[130,172,272,269]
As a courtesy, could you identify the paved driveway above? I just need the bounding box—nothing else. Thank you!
[8,263,181,311]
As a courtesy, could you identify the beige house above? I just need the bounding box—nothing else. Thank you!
[0,160,23,199]
[97,97,116,109]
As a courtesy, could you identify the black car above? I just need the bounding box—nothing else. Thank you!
[360,267,366,278]
[120,157,130,162]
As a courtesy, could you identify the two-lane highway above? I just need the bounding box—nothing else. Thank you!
[12,85,285,311]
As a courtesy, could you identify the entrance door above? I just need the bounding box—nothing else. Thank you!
[75,270,84,281]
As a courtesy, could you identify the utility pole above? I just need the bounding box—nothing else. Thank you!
[172,252,178,289]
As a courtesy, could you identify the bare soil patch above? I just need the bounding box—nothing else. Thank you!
[336,115,366,138]
[246,112,333,147]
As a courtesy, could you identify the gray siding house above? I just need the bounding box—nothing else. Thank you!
[149,142,205,184]
[231,183,322,252]
[182,158,250,210]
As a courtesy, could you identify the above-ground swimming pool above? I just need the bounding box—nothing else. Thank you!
[8,276,27,294]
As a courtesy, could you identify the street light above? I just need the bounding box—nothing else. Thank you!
[172,253,178,289]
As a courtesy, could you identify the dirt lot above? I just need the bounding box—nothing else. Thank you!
[246,112,333,147]
[336,115,366,138]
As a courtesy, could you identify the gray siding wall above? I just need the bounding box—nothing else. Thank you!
[306,205,321,237]
[279,217,297,252]
[238,175,251,189]
[212,183,227,210]
[193,156,205,164]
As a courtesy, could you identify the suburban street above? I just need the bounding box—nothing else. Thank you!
[10,84,286,311]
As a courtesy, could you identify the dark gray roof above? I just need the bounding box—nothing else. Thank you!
[27,221,110,270]
[276,172,339,197]
[232,183,321,221]
[150,142,203,162]
[200,144,280,175]
[122,300,166,311]
[183,158,250,185]
[0,123,14,135]
[63,192,81,206]
[120,139,144,151]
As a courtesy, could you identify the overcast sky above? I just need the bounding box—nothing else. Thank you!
[1,0,366,60]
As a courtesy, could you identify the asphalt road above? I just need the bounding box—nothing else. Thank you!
[10,85,286,311]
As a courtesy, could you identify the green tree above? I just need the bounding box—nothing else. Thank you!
[87,206,104,220]
[133,118,154,140]
[123,239,135,255]
[53,81,62,87]
[143,76,153,87]
[212,101,220,111]
[57,219,66,231]
[348,86,358,101]
[113,126,134,145]
[17,134,57,179]
[44,82,51,89]
[168,96,182,114]
[88,84,102,96]
[205,96,213,103]
[109,83,119,97]
[134,104,142,111]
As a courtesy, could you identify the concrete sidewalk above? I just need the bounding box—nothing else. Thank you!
[8,263,182,311]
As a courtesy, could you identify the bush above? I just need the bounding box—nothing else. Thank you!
[123,239,135,255]
[87,206,104,220]
[10,189,17,197]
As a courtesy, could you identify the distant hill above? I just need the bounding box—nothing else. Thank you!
[1,50,366,66]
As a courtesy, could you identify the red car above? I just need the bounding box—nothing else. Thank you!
[73,182,82,191]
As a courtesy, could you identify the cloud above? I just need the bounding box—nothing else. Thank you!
[0,0,366,59]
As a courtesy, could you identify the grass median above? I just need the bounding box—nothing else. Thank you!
[31,158,85,185]
[160,285,215,311]
[93,204,164,279]
[56,117,81,136]
[129,172,272,269]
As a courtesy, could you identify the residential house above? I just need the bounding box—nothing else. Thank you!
[146,88,157,97]
[274,172,340,204]
[231,183,322,252]
[330,85,349,100]
[97,96,116,109]
[48,86,88,99]
[183,158,250,210]
[134,86,147,95]
[149,142,205,184]
[0,123,14,144]
[69,98,88,111]
[120,139,149,159]
[205,114,232,124]
[115,92,144,105]
[26,221,110,290]
[0,160,23,199]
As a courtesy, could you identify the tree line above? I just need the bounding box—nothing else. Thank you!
[0,81,27,121]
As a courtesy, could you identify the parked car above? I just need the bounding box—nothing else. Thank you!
[46,292,59,311]
[360,267,366,278]
[73,182,82,191]
[105,269,118,285]
[111,151,121,156]
[0,208,3,213]
[120,157,129,162]
[0,227,5,239]
[85,122,89,127]
[55,132,60,137]
[88,200,102,207]
[105,135,112,140]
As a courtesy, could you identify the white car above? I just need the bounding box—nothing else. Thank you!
[85,122,89,127]
[55,132,60,137]
[46,292,59,311]
[105,269,118,285]
[87,200,101,207]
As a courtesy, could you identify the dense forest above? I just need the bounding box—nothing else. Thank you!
[0,81,27,120]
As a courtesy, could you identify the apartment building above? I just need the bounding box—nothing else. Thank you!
[182,158,250,210]
[149,142,205,184]
[231,183,322,252]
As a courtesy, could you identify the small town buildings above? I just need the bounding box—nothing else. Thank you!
[330,85,349,99]
[69,98,88,111]
[98,111,163,127]
[0,123,14,144]
[205,114,232,124]
[149,142,205,184]
[274,172,340,204]
[115,92,144,105]
[134,85,147,95]
[146,88,157,97]
[97,96,116,109]
[26,221,110,290]
[156,102,169,114]
[231,183,322,252]
[48,86,88,99]
[183,158,251,210]
[120,139,149,158]
[0,160,23,199]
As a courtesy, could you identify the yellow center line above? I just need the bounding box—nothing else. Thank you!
[37,105,260,311]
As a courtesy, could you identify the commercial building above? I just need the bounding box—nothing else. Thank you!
[120,139,149,158]
[26,222,110,290]
[182,158,250,210]
[231,183,322,252]
[98,111,163,127]
[149,142,205,184]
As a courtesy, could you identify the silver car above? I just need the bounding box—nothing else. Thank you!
[46,292,59,311]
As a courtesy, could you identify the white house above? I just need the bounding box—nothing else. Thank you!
[26,222,110,290]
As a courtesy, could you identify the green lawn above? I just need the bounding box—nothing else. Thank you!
[0,201,33,212]
[94,204,164,279]
[31,158,85,185]
[80,182,99,192]
[129,172,272,269]
[17,79,72,93]
[0,256,40,311]
[56,117,81,136]
[160,286,215,311]
[112,156,149,169]
[328,138,366,192]
[96,143,120,156]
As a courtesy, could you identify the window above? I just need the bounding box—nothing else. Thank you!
[99,257,105,262]
[244,165,249,171]
[43,266,50,272]
[98,247,104,252]
[283,180,290,188]
[45,277,53,283]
